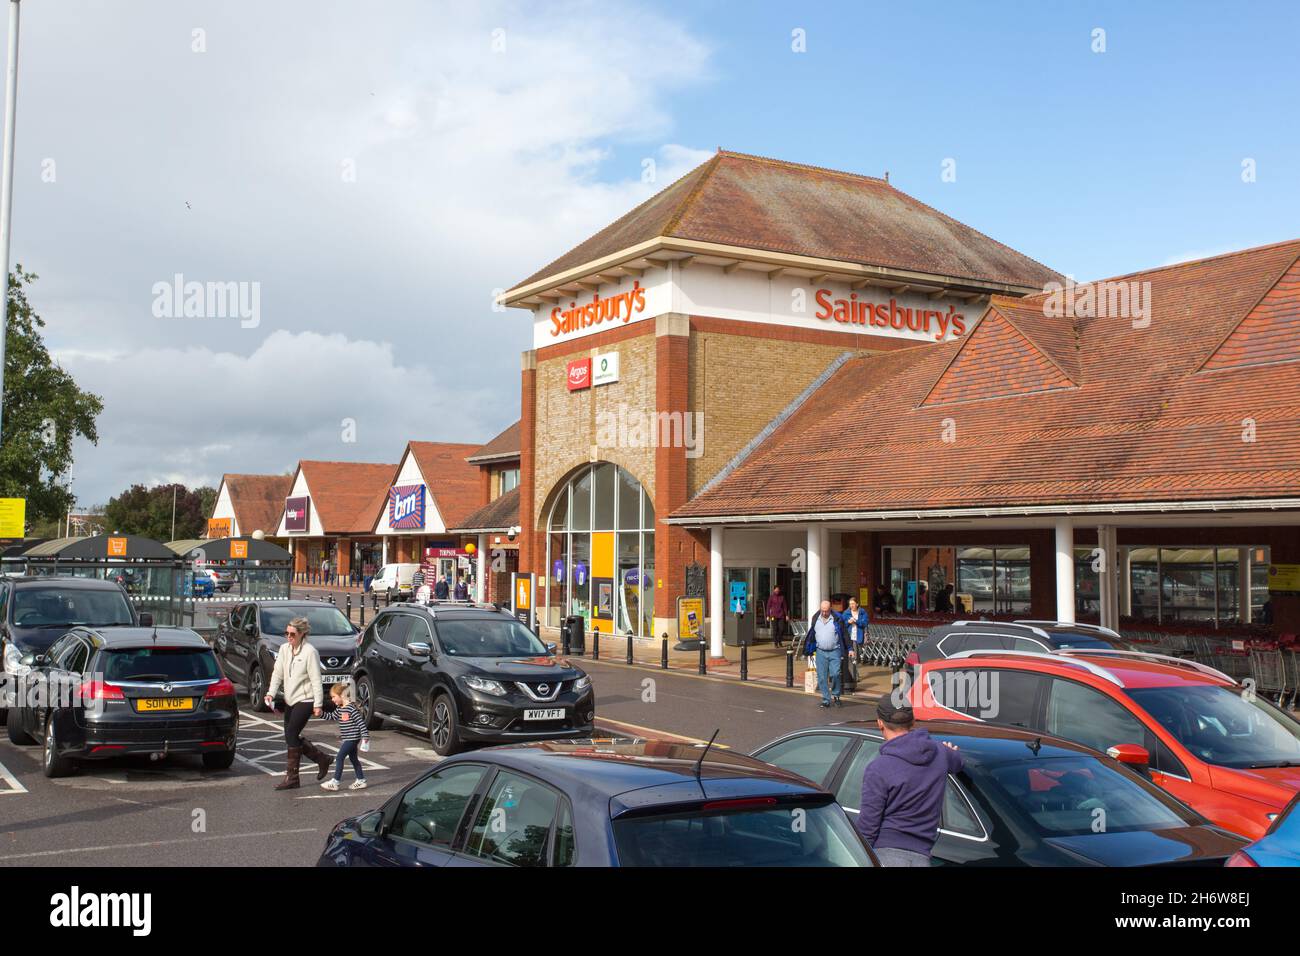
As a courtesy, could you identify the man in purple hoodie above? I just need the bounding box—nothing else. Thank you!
[856,692,963,866]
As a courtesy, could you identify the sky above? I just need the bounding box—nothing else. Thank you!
[6,0,1299,507]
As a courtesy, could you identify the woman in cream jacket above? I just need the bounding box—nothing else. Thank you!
[264,616,331,790]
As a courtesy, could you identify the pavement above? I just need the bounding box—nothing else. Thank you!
[0,652,876,866]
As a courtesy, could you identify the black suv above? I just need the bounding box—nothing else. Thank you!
[1,576,142,721]
[214,600,361,712]
[5,626,239,777]
[353,604,595,757]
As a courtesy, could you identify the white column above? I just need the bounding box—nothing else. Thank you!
[1055,517,1075,624]
[1238,550,1252,624]
[709,526,725,658]
[1119,546,1132,617]
[476,534,488,603]
[807,525,824,619]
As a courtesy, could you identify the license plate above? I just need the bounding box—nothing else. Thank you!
[524,708,565,721]
[137,697,195,712]
[323,675,349,683]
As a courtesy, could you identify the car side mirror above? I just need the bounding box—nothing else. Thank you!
[546,642,557,655]
[357,811,384,838]
[1106,743,1150,769]
[138,612,153,627]
[407,642,431,658]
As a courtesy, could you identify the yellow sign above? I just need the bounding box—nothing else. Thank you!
[515,575,532,611]
[107,537,128,557]
[230,540,248,559]
[1268,564,1300,595]
[0,498,25,538]
[678,597,704,640]
[206,518,232,538]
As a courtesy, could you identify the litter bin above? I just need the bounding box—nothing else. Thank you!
[564,615,586,654]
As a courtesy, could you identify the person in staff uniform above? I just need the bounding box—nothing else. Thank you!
[265,616,331,790]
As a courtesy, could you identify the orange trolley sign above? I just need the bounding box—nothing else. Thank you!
[107,537,128,557]
[511,572,535,629]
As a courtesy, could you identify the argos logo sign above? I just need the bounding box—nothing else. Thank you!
[567,358,592,391]
[388,484,426,530]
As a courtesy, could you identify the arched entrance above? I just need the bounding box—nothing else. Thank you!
[541,462,655,637]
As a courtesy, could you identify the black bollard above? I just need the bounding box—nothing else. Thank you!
[661,635,669,669]
[372,591,378,612]
[698,639,707,675]
[626,631,633,665]
[740,640,748,682]
[329,594,336,606]
[345,595,352,620]
[592,629,600,661]
[385,590,391,607]
[359,604,365,627]
[786,649,795,688]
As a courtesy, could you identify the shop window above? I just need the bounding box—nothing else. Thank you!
[544,464,654,638]
[1127,545,1268,625]
[498,468,520,496]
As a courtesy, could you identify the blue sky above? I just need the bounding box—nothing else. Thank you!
[10,0,1297,504]
[592,0,1300,280]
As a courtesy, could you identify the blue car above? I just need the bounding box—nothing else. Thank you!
[1229,792,1300,866]
[317,739,877,867]
[191,571,215,598]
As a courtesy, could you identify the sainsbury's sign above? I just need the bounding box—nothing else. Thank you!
[814,289,968,341]
[550,281,647,338]
[388,484,426,530]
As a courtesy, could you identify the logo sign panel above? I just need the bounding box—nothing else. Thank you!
[107,537,128,557]
[284,496,310,533]
[230,540,249,559]
[566,358,592,391]
[206,518,232,539]
[593,352,619,386]
[387,484,426,530]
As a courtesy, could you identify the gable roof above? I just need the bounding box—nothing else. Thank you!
[510,150,1061,293]
[404,442,484,529]
[451,486,520,533]
[466,421,521,464]
[921,308,1077,406]
[674,239,1300,519]
[220,474,293,537]
[1201,253,1300,372]
[298,461,398,533]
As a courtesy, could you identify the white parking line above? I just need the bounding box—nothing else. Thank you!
[236,709,388,776]
[0,757,26,795]
[0,827,318,861]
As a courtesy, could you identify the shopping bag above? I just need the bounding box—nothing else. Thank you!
[804,664,820,695]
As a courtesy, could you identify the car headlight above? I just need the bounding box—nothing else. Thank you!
[573,674,591,692]
[3,641,29,678]
[464,676,507,697]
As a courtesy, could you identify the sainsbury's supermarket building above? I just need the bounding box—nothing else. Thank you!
[503,150,1300,655]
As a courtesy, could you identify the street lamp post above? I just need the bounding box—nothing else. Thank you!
[0,0,20,444]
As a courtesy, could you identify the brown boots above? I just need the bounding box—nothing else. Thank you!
[300,738,331,781]
[275,748,302,790]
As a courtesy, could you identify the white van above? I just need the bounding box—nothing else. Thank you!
[370,563,420,598]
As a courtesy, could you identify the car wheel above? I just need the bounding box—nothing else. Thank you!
[248,665,268,712]
[202,750,236,771]
[427,692,462,757]
[6,706,33,745]
[355,674,382,730]
[42,716,73,778]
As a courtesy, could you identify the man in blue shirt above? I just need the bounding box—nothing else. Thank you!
[804,600,849,708]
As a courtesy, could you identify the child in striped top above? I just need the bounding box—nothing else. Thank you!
[320,682,369,791]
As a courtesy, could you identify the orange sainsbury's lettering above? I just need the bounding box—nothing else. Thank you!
[550,281,647,337]
[815,288,964,341]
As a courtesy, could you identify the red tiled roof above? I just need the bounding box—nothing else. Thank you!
[452,486,520,533]
[298,461,398,533]
[466,421,520,463]
[922,309,1076,406]
[220,474,293,537]
[675,240,1300,518]
[405,442,483,529]
[511,151,1062,292]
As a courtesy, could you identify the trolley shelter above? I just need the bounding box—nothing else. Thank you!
[167,535,293,633]
[21,534,189,625]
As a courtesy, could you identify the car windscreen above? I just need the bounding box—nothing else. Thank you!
[1127,685,1300,769]
[260,605,355,638]
[976,755,1191,836]
[612,801,871,867]
[12,588,134,628]
[99,647,220,682]
[434,618,549,658]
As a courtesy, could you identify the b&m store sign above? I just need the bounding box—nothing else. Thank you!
[388,484,426,530]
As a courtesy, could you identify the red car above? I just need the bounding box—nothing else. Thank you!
[912,648,1300,839]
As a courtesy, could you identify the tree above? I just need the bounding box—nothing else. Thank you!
[0,266,104,526]
[103,483,218,542]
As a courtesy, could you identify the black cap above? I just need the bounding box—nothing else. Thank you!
[875,692,914,725]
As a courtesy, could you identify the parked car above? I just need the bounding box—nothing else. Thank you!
[5,625,238,776]
[752,719,1245,866]
[0,576,143,722]
[203,568,234,593]
[317,739,877,867]
[1227,791,1300,867]
[213,600,360,712]
[908,619,1134,677]
[353,604,594,756]
[369,563,420,600]
[191,570,216,598]
[913,648,1300,838]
